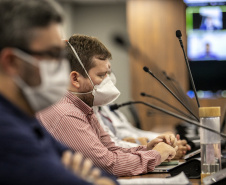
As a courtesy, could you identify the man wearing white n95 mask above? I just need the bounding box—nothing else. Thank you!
[0,1,117,185]
[66,40,120,107]
[37,34,178,177]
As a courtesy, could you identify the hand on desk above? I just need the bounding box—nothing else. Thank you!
[173,134,191,159]
[122,137,136,143]
[146,133,178,162]
[147,133,177,150]
[61,150,116,185]
[148,132,191,159]
[152,142,178,162]
[137,137,149,145]
[122,137,149,145]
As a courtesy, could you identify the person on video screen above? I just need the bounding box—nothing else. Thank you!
[200,16,220,31]
[197,43,219,61]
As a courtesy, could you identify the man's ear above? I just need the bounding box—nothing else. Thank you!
[0,48,18,75]
[70,71,81,88]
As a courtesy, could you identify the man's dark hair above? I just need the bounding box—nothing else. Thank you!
[66,34,112,78]
[0,0,63,51]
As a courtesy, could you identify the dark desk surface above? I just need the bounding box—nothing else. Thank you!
[118,173,201,185]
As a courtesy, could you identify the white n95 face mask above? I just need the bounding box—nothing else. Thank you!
[13,48,70,112]
[91,75,120,106]
[67,42,120,106]
[109,72,117,86]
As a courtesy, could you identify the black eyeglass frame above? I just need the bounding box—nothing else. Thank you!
[18,47,66,60]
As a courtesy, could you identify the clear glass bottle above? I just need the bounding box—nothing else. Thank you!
[199,107,221,182]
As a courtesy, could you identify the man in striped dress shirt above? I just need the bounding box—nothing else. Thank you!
[37,34,178,177]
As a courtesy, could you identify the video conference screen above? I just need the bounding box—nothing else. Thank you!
[184,0,226,4]
[184,1,226,91]
[186,5,226,61]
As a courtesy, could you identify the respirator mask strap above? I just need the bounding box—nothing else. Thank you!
[67,41,95,89]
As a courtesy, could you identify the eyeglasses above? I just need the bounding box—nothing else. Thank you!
[19,47,66,60]
[13,48,68,74]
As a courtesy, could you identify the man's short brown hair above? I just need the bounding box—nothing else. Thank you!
[66,34,112,77]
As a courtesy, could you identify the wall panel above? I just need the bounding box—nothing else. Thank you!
[127,0,189,132]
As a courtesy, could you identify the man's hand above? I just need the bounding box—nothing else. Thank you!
[61,150,116,185]
[122,137,136,143]
[147,133,177,150]
[173,134,191,159]
[152,142,178,162]
[62,151,98,179]
[137,137,149,145]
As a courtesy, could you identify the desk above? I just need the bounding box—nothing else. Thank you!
[118,173,201,185]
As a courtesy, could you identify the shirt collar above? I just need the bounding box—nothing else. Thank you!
[65,90,93,116]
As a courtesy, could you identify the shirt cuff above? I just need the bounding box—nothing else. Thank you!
[151,150,161,166]
[136,146,161,166]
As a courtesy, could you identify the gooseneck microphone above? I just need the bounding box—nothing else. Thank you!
[143,66,199,121]
[140,92,194,120]
[176,30,200,108]
[176,30,184,48]
[162,71,184,100]
[109,101,226,138]
[162,71,197,112]
[162,71,188,107]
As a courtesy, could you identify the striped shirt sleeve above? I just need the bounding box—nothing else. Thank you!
[51,113,161,177]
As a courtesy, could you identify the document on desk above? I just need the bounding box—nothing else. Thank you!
[117,172,191,185]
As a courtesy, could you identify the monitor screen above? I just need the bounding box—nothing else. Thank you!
[184,0,226,2]
[186,6,226,61]
[184,0,226,6]
[185,2,226,92]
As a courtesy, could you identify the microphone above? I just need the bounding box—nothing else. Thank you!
[162,71,197,112]
[161,71,186,104]
[162,71,183,99]
[176,30,200,108]
[140,92,194,120]
[110,102,132,111]
[143,66,199,121]
[109,101,226,138]
[176,30,183,48]
[108,103,121,111]
[113,35,130,49]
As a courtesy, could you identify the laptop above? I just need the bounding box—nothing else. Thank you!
[151,149,201,173]
[151,160,184,173]
[184,149,201,161]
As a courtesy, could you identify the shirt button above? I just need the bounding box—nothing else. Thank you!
[88,110,93,115]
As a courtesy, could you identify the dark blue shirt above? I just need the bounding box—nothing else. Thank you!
[0,94,93,185]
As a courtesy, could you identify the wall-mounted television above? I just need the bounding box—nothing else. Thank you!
[184,0,226,92]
